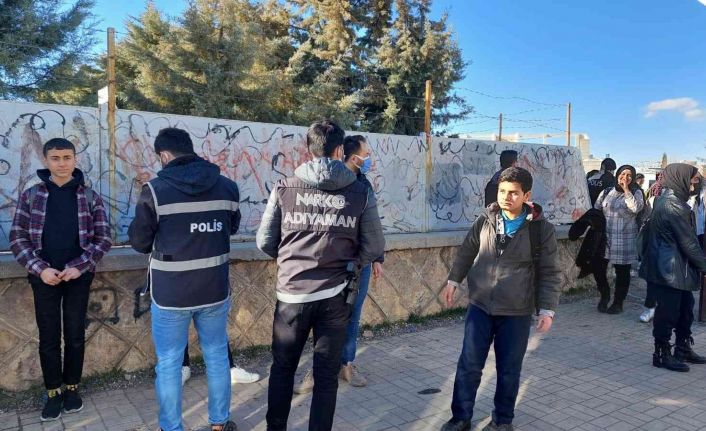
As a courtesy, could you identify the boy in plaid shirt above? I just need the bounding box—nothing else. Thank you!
[10,138,112,422]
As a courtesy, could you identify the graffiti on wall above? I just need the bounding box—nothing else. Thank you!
[103,111,427,243]
[430,138,590,230]
[0,101,100,250]
[0,100,589,250]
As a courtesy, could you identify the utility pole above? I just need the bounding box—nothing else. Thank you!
[424,79,432,232]
[107,27,117,237]
[566,102,572,146]
[498,113,503,141]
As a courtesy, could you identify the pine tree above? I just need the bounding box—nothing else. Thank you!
[285,0,365,127]
[116,0,294,122]
[0,0,98,100]
[45,0,472,134]
[362,0,471,135]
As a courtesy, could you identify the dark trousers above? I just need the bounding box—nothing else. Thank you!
[592,258,631,303]
[451,305,532,425]
[651,283,694,344]
[644,283,657,308]
[30,273,93,390]
[266,293,350,431]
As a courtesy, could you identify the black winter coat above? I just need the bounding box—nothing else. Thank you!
[568,209,606,279]
[639,189,706,291]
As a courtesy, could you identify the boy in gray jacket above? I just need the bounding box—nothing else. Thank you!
[441,167,561,431]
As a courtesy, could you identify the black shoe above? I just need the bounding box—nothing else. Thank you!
[653,343,690,372]
[63,386,83,414]
[606,302,623,314]
[597,298,609,313]
[212,420,238,431]
[483,421,515,431]
[675,337,706,364]
[441,418,471,431]
[40,390,62,422]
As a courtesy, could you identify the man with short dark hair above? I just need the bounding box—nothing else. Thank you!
[128,127,240,431]
[257,120,385,431]
[10,138,112,422]
[441,167,561,431]
[484,150,518,207]
[635,173,645,188]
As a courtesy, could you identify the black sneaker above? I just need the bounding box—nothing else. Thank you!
[483,421,515,431]
[606,302,623,314]
[597,298,609,313]
[40,391,62,422]
[212,420,238,431]
[441,418,471,431]
[63,387,84,414]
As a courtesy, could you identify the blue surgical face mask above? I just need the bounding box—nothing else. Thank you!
[355,155,372,174]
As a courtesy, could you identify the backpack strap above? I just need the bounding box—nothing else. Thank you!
[27,185,38,208]
[529,221,542,314]
[27,184,96,213]
[84,187,96,214]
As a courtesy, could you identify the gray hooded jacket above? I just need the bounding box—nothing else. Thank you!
[447,203,561,316]
[256,158,385,303]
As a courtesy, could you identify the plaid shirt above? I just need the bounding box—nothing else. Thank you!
[9,183,112,277]
[595,187,645,264]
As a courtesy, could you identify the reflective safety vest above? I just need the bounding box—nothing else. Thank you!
[147,176,240,309]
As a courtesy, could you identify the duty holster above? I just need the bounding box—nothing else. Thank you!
[133,255,152,319]
[344,261,361,307]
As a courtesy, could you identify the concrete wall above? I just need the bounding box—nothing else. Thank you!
[0,100,591,391]
[0,229,583,392]
[0,101,589,249]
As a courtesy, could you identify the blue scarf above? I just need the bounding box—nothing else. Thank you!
[501,207,528,237]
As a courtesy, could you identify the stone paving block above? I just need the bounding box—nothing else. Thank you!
[7,295,706,430]
[0,413,19,430]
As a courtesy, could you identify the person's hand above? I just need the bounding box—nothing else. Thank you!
[443,282,457,308]
[536,315,553,333]
[373,262,383,279]
[59,267,81,282]
[40,268,62,286]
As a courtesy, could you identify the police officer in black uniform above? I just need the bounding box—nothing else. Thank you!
[587,157,617,206]
[256,120,385,431]
[128,128,240,431]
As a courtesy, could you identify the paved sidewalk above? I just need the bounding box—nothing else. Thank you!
[4,293,706,431]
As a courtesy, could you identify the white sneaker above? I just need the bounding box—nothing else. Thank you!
[639,307,655,323]
[231,366,260,384]
[181,366,191,386]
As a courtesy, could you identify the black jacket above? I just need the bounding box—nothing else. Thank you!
[357,173,384,264]
[639,189,706,291]
[568,209,606,279]
[128,155,241,309]
[484,169,502,207]
[587,171,615,206]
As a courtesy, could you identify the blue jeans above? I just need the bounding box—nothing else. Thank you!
[151,300,232,431]
[341,263,371,364]
[451,305,531,425]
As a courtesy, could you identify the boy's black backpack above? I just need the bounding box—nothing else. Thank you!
[529,221,542,315]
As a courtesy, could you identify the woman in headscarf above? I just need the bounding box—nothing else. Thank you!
[593,165,645,313]
[639,163,706,372]
[647,171,664,207]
